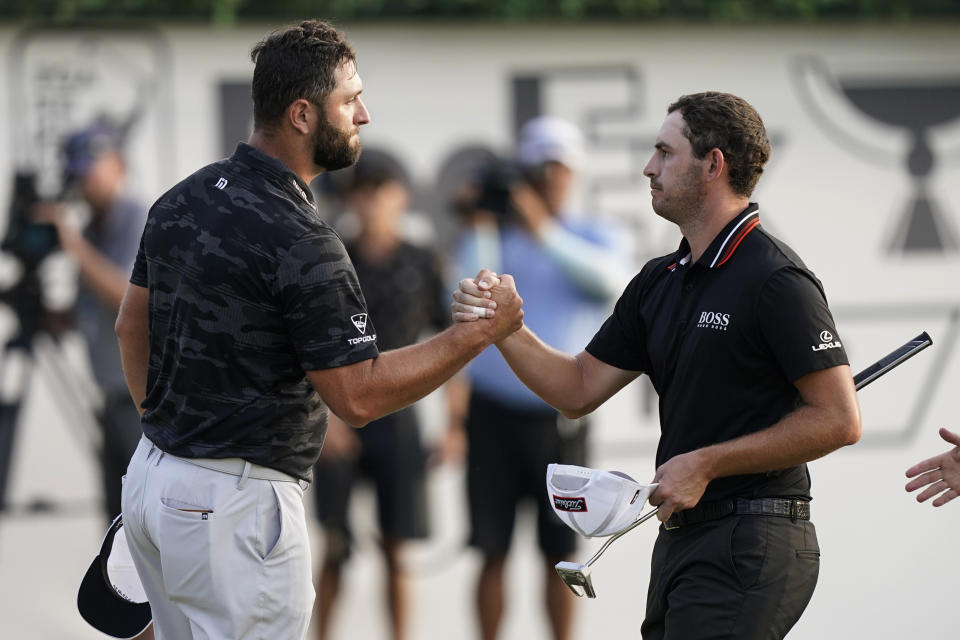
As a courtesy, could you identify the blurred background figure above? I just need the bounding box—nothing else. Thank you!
[33,118,147,524]
[453,116,632,640]
[312,149,464,640]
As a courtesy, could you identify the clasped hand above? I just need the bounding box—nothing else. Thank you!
[450,268,524,343]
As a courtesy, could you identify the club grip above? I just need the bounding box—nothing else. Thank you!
[853,331,932,391]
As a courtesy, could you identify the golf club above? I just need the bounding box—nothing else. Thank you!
[555,331,933,598]
[554,506,659,598]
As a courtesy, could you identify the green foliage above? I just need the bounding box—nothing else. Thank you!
[2,0,959,22]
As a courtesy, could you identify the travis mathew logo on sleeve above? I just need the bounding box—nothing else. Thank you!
[553,495,588,512]
[811,329,842,352]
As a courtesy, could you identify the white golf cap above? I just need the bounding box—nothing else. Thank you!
[546,464,657,538]
[517,116,585,170]
[77,515,152,638]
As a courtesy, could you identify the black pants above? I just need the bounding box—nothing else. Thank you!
[642,514,820,640]
[465,391,587,557]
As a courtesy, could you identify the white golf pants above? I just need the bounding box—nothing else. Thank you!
[121,436,315,640]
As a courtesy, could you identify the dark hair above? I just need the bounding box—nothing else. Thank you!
[250,19,356,131]
[346,148,409,192]
[667,92,771,198]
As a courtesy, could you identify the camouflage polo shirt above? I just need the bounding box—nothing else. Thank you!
[130,143,379,480]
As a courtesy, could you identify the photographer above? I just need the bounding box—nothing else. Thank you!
[453,116,631,640]
[33,120,147,524]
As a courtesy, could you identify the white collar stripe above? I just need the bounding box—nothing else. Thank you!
[709,210,759,269]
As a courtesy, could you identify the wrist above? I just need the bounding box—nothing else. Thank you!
[692,446,719,483]
[450,318,497,352]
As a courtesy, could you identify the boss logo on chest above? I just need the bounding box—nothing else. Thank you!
[695,311,731,331]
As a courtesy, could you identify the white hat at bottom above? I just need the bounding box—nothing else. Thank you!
[546,463,657,538]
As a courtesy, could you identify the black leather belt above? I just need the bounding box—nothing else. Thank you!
[663,497,810,531]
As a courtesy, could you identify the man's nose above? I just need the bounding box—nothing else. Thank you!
[356,99,371,126]
[642,157,656,177]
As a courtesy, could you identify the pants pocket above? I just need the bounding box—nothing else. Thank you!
[157,499,215,605]
[729,516,768,590]
[259,482,284,561]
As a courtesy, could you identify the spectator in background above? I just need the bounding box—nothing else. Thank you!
[34,119,146,524]
[905,427,960,507]
[313,149,464,640]
[454,116,631,640]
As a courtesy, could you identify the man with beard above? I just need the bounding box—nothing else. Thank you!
[452,92,861,639]
[115,20,523,640]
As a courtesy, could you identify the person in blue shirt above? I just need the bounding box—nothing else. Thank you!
[454,116,631,640]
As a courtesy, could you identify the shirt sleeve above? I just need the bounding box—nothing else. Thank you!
[757,267,849,383]
[584,270,649,372]
[276,230,379,371]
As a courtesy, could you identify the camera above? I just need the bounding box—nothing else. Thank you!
[472,158,527,220]
[2,171,60,267]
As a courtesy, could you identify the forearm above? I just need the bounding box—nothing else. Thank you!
[695,401,861,482]
[496,326,592,416]
[60,229,130,310]
[316,322,493,427]
[115,285,150,414]
[537,221,628,299]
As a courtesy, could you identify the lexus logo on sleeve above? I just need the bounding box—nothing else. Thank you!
[812,329,842,352]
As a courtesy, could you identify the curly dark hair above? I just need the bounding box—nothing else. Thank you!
[250,19,356,131]
[667,92,771,198]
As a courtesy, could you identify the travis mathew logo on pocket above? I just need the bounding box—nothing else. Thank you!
[553,495,588,512]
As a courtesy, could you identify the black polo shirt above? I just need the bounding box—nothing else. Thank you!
[131,143,379,480]
[587,204,848,501]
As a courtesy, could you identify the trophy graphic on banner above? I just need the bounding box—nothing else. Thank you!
[792,56,960,253]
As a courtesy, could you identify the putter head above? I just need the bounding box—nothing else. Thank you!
[555,561,596,598]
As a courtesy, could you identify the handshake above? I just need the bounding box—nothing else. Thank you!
[451,268,524,344]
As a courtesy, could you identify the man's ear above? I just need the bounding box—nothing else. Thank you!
[704,148,725,183]
[287,98,314,135]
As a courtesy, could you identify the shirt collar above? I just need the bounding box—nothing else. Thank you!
[231,143,316,207]
[672,203,761,271]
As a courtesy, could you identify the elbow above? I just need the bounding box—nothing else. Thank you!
[558,399,597,421]
[114,312,134,343]
[842,413,862,447]
[837,401,862,447]
[329,397,377,429]
[334,405,373,429]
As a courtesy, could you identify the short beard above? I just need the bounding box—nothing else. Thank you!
[312,115,360,172]
[651,163,706,227]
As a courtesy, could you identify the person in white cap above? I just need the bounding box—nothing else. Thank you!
[453,92,861,639]
[453,115,631,640]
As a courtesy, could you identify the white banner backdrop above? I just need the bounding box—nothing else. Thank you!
[0,20,958,640]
